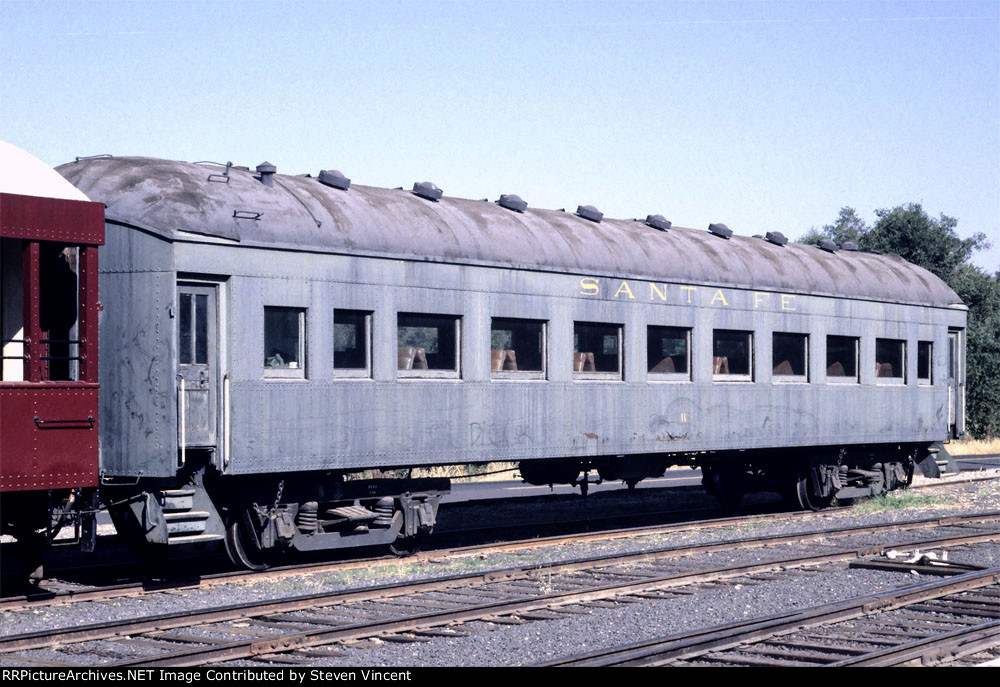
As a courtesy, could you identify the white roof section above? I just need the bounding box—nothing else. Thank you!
[0,141,90,201]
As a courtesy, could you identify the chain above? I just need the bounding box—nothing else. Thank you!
[273,479,285,511]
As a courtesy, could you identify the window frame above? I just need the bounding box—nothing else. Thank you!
[917,340,933,386]
[826,335,860,384]
[875,337,906,385]
[263,306,307,380]
[333,309,373,379]
[712,329,753,383]
[646,325,691,382]
[396,312,462,380]
[573,321,623,381]
[490,317,547,381]
[771,331,809,384]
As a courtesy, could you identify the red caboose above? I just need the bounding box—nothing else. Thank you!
[1,142,104,578]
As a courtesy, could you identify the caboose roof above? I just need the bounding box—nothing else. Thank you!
[58,156,963,308]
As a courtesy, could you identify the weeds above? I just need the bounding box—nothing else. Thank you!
[852,491,951,514]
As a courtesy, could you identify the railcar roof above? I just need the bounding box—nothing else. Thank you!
[1,141,90,202]
[58,156,962,308]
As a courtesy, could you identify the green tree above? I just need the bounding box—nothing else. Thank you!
[800,204,998,438]
[800,206,868,246]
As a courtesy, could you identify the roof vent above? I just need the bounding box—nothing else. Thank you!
[817,239,838,253]
[645,214,671,231]
[412,181,443,201]
[497,194,527,213]
[318,169,351,190]
[708,223,733,239]
[256,161,276,187]
[765,231,788,246]
[576,205,603,223]
[841,241,859,251]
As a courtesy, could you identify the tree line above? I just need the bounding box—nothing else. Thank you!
[800,204,998,439]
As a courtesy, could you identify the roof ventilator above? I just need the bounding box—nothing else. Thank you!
[319,169,351,190]
[708,223,733,239]
[74,154,113,162]
[645,214,671,231]
[818,239,838,253]
[413,181,443,201]
[765,231,788,246]
[576,205,603,223]
[841,241,859,251]
[497,194,528,213]
[256,161,277,187]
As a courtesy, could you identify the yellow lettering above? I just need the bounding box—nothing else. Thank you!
[580,277,599,296]
[710,289,729,306]
[680,286,696,303]
[781,294,796,311]
[614,281,635,299]
[649,283,667,301]
[753,292,768,308]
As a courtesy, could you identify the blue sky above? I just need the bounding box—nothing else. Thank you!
[3,0,998,270]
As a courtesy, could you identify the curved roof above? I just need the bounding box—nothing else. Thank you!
[57,156,962,307]
[1,141,90,201]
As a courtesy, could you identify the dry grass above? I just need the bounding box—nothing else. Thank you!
[949,438,1000,455]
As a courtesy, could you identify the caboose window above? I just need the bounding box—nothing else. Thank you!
[826,335,859,383]
[713,329,752,381]
[647,326,690,381]
[574,322,622,380]
[491,318,545,379]
[772,332,808,381]
[179,293,209,365]
[1,238,24,381]
[264,307,306,378]
[917,341,932,385]
[397,313,460,378]
[876,338,905,383]
[334,309,371,377]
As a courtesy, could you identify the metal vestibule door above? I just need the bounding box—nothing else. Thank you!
[947,329,965,439]
[177,283,218,453]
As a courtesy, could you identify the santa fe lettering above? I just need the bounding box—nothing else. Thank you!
[579,278,796,310]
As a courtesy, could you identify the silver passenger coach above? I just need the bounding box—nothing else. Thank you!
[59,156,967,568]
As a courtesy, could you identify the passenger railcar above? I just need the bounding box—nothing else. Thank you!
[51,155,966,569]
[1,142,105,578]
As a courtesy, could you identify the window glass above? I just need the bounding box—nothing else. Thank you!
[491,318,544,376]
[647,326,690,379]
[827,335,858,382]
[574,322,621,377]
[713,329,752,379]
[917,341,932,384]
[39,243,80,380]
[772,332,807,379]
[876,338,905,381]
[265,307,305,375]
[179,293,209,366]
[398,313,459,375]
[334,309,370,373]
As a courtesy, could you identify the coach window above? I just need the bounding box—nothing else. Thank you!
[917,341,932,385]
[772,332,808,382]
[647,326,690,381]
[826,335,859,383]
[491,318,545,379]
[574,322,622,380]
[1,238,24,381]
[713,329,752,381]
[876,338,905,384]
[264,307,306,379]
[333,309,371,378]
[397,313,460,378]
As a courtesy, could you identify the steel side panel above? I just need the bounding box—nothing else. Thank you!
[97,225,176,477]
[0,386,99,490]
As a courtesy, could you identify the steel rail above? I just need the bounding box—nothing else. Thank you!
[2,524,993,665]
[541,567,1000,666]
[826,619,1000,667]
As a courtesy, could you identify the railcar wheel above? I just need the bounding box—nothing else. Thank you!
[224,511,272,571]
[710,468,744,508]
[794,470,832,511]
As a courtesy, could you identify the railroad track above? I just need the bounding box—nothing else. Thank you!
[542,567,1000,667]
[1,513,997,666]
